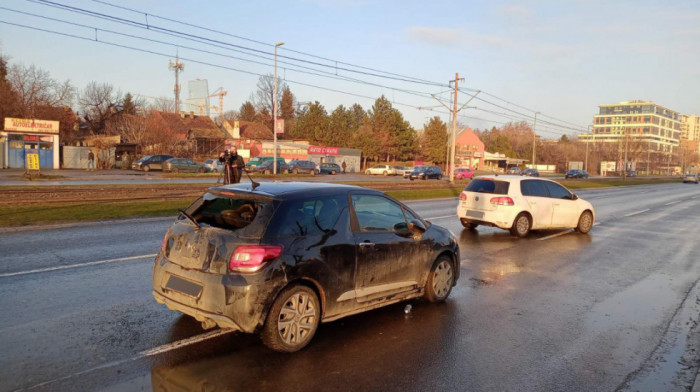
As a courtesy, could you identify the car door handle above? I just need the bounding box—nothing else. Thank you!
[359,242,375,247]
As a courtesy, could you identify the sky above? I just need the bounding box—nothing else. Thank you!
[1,0,699,140]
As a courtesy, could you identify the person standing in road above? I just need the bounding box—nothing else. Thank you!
[220,147,245,184]
[87,150,95,171]
[341,161,347,174]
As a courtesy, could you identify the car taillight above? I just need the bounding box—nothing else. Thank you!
[230,245,283,273]
[490,197,514,206]
[459,193,467,201]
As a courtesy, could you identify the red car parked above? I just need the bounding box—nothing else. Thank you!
[454,168,475,180]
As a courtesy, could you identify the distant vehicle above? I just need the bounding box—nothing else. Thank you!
[203,159,224,173]
[409,166,443,180]
[404,166,425,178]
[521,168,540,177]
[682,173,699,184]
[163,158,206,173]
[365,165,396,176]
[626,171,637,177]
[319,163,342,175]
[153,182,460,352]
[131,154,173,172]
[246,156,286,169]
[393,166,412,176]
[250,160,289,175]
[507,167,521,175]
[454,168,475,180]
[287,160,318,175]
[457,175,595,237]
[565,169,589,179]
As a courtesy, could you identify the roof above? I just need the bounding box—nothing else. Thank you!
[224,120,274,140]
[158,112,221,135]
[209,181,373,199]
[188,127,226,139]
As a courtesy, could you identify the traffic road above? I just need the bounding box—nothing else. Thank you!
[1,182,700,391]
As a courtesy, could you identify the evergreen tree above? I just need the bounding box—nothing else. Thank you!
[290,101,328,143]
[122,93,136,115]
[239,101,256,122]
[422,117,448,164]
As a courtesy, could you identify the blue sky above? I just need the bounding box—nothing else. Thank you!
[1,0,698,139]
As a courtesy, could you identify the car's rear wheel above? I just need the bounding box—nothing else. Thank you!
[460,218,478,230]
[262,285,320,353]
[293,169,299,174]
[311,170,316,176]
[437,175,442,180]
[424,256,454,302]
[171,168,178,173]
[510,213,531,237]
[198,167,205,173]
[575,211,594,234]
[383,171,388,176]
[212,169,218,173]
[365,170,371,175]
[331,170,336,175]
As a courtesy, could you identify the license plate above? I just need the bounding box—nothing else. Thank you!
[165,275,203,298]
[466,210,484,219]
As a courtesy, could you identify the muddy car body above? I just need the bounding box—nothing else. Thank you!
[153,182,460,352]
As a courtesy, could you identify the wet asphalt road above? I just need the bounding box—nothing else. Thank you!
[2,183,700,392]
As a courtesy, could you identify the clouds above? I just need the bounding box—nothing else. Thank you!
[407,26,507,48]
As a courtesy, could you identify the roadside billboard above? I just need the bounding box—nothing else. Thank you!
[4,118,59,134]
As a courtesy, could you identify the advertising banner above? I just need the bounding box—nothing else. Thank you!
[308,145,339,155]
[4,118,59,134]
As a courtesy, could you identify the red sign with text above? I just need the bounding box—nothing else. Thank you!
[308,145,339,155]
[275,119,284,134]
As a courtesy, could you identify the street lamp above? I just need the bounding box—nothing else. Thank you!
[273,42,284,175]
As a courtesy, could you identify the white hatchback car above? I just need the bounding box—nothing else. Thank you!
[365,165,396,176]
[457,175,595,237]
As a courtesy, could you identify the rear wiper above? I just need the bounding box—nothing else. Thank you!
[178,209,200,229]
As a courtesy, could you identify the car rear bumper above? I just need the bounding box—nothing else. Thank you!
[457,205,516,229]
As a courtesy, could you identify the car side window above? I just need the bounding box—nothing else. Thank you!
[521,180,549,197]
[351,195,408,232]
[271,196,346,237]
[544,181,572,199]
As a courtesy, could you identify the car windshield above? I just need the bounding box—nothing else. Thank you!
[187,192,274,237]
[465,179,510,194]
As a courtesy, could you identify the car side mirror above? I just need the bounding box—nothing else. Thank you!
[408,219,426,233]
[571,193,578,200]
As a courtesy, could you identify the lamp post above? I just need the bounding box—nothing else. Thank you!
[585,124,592,172]
[273,42,284,175]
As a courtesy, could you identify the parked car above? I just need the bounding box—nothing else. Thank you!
[626,171,637,177]
[319,163,341,175]
[457,175,595,237]
[251,160,289,175]
[404,166,425,178]
[365,165,396,176]
[203,159,224,173]
[287,160,318,175]
[565,169,589,179]
[393,166,412,176]
[246,156,286,169]
[409,166,443,180]
[521,168,540,177]
[507,167,521,175]
[454,168,475,180]
[164,158,206,173]
[131,154,173,172]
[153,182,460,352]
[682,173,699,184]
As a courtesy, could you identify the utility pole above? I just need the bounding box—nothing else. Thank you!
[531,112,539,167]
[623,128,629,180]
[273,42,284,175]
[450,73,459,183]
[585,124,592,172]
[168,55,184,114]
[647,142,651,175]
[446,85,453,172]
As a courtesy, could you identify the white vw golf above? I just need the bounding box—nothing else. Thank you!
[457,175,595,237]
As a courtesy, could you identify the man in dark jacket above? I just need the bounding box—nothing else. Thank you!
[220,147,245,184]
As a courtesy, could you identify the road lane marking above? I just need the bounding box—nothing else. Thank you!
[537,230,573,241]
[0,254,157,278]
[624,209,650,217]
[665,201,681,206]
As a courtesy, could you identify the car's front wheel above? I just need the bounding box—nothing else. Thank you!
[424,256,454,302]
[365,170,371,175]
[143,165,150,172]
[510,213,531,237]
[331,170,336,175]
[575,211,594,234]
[262,285,320,353]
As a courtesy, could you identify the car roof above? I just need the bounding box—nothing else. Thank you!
[209,181,376,199]
[471,175,557,184]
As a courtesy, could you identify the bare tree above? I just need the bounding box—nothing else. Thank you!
[79,81,122,134]
[251,74,288,118]
[149,96,176,112]
[7,63,75,117]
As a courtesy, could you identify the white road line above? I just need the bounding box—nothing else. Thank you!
[665,200,681,206]
[693,196,700,199]
[536,230,573,241]
[0,254,157,278]
[624,209,650,217]
[425,214,456,220]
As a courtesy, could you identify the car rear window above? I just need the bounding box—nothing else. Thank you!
[465,179,510,195]
[186,193,275,237]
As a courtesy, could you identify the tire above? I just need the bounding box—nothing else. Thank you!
[410,178,414,181]
[424,256,455,302]
[383,171,388,176]
[171,168,179,173]
[311,170,316,176]
[437,175,442,180]
[212,169,218,173]
[264,170,270,175]
[293,169,299,174]
[509,213,531,238]
[198,167,205,173]
[331,170,336,175]
[262,285,320,353]
[365,170,371,175]
[575,210,594,234]
[143,165,150,172]
[460,218,478,230]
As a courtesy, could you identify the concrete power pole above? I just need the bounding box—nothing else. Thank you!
[450,73,459,183]
[169,56,185,114]
[531,112,539,168]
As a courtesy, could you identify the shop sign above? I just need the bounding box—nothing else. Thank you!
[4,118,59,134]
[24,135,39,141]
[26,150,40,171]
[308,145,339,155]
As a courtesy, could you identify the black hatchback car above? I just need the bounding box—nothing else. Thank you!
[287,160,318,175]
[408,166,444,180]
[153,182,459,352]
[565,169,589,179]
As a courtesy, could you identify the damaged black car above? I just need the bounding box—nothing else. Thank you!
[153,182,460,352]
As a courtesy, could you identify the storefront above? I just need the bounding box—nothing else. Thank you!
[307,145,361,173]
[2,118,60,169]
